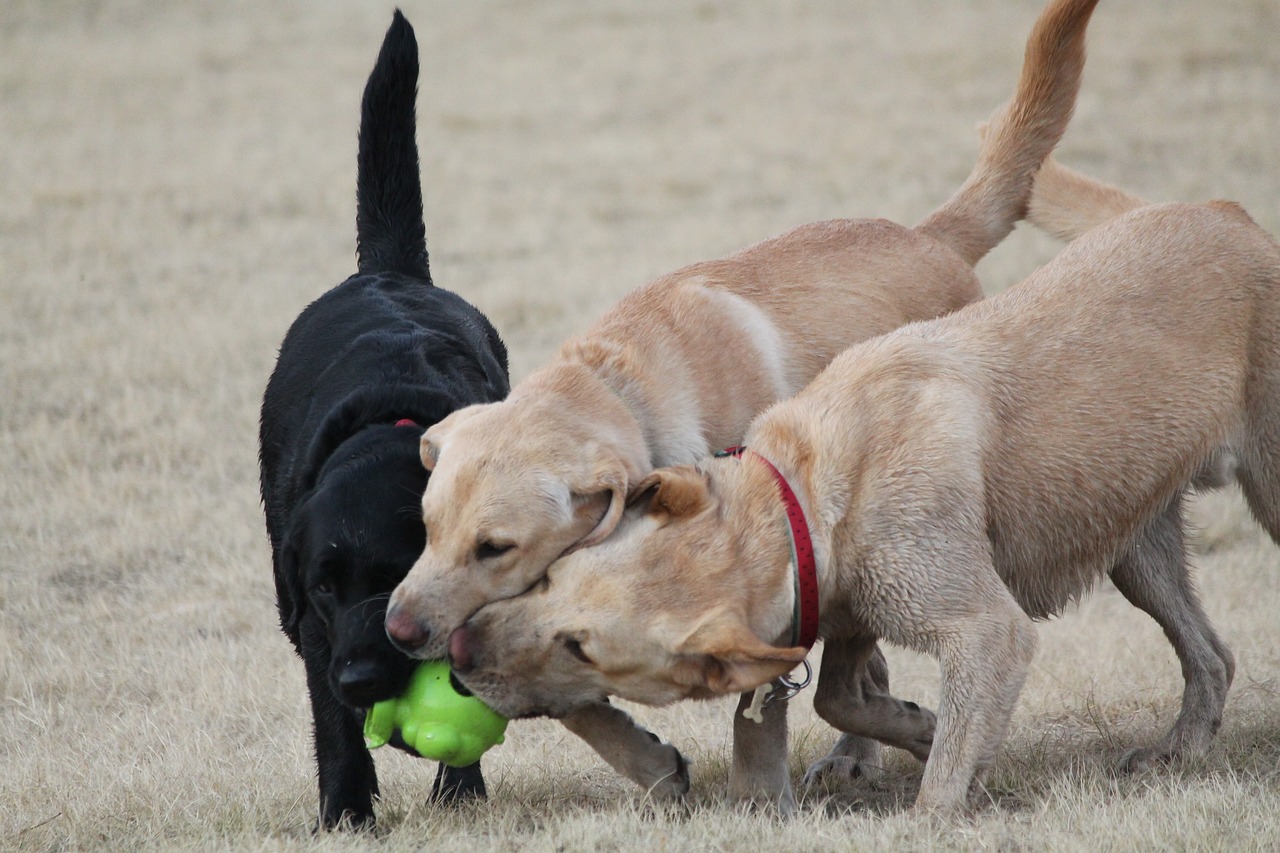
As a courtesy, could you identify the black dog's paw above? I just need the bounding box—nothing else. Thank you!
[430,761,486,804]
[317,805,377,834]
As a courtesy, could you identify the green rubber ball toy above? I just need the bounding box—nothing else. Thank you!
[363,660,508,767]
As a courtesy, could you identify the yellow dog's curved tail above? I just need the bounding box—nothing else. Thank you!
[916,0,1101,265]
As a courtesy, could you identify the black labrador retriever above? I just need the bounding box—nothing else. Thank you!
[258,12,508,829]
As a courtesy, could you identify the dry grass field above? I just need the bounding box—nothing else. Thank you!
[3,1,1279,850]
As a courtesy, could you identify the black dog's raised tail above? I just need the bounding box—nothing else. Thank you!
[356,10,431,281]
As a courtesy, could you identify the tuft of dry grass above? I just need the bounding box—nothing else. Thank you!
[3,1,1278,850]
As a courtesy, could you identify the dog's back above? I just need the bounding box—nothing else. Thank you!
[807,198,1280,618]
[1014,155,1280,603]
[976,203,1272,600]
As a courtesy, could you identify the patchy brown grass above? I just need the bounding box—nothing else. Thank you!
[3,1,1278,849]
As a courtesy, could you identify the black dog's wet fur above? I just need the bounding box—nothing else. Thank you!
[258,11,509,829]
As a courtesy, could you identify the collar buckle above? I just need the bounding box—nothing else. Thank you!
[768,659,813,706]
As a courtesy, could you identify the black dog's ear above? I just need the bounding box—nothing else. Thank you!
[299,405,364,496]
[298,386,461,493]
[274,520,308,646]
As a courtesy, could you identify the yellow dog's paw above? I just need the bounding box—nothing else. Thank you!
[645,742,692,800]
[801,754,886,790]
[1117,745,1177,774]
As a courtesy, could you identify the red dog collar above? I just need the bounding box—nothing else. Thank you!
[715,445,819,649]
[394,418,421,428]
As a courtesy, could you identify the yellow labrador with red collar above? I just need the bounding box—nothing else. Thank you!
[448,158,1280,813]
[386,0,1098,659]
[384,0,1101,809]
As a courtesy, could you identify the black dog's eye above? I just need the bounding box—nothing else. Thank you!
[476,540,515,560]
[563,636,592,664]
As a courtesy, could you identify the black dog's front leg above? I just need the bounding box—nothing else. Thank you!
[431,761,486,802]
[301,620,379,830]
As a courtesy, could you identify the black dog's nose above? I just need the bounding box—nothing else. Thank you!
[336,659,387,706]
[385,606,431,655]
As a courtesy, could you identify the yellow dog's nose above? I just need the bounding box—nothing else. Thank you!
[385,605,431,654]
[448,624,476,674]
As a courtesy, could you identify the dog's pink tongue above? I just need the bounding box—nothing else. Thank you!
[448,625,473,673]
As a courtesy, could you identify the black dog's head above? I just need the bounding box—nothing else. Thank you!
[279,423,427,708]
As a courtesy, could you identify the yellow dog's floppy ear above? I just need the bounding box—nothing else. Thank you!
[567,457,715,555]
[420,418,453,472]
[569,457,629,552]
[420,434,441,471]
[672,607,808,696]
[420,405,486,472]
[625,466,711,520]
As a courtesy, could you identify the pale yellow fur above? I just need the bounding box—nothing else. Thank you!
[388,0,1100,661]
[425,0,1106,811]
[456,189,1280,815]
